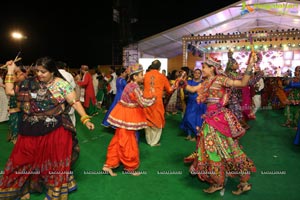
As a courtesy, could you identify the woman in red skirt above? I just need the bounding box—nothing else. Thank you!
[0,57,94,200]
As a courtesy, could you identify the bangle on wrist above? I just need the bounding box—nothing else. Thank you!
[80,115,91,123]
[5,75,15,83]
[82,118,91,125]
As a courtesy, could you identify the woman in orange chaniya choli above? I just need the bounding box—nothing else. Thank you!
[102,64,155,176]
[184,55,257,195]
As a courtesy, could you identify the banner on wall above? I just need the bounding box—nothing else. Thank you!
[208,50,300,76]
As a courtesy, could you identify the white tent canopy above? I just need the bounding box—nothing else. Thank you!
[126,0,300,60]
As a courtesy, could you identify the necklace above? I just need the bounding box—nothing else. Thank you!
[37,77,54,101]
[37,84,47,101]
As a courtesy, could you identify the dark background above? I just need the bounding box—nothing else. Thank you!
[0,0,238,68]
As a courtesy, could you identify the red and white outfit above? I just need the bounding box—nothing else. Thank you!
[104,82,155,171]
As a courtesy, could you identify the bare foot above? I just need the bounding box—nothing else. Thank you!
[21,193,30,199]
[232,183,251,195]
[102,166,117,176]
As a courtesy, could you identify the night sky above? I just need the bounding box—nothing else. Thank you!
[0,0,238,68]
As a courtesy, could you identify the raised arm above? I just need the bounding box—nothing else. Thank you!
[4,60,17,96]
[225,53,257,87]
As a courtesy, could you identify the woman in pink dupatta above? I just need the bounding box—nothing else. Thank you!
[183,55,258,195]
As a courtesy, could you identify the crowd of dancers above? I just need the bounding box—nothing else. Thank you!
[0,50,299,199]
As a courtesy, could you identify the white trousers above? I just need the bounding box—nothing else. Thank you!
[145,127,162,146]
[252,95,261,114]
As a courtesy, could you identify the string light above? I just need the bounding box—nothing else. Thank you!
[185,28,300,53]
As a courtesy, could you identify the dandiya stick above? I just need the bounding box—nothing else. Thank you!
[0,57,22,69]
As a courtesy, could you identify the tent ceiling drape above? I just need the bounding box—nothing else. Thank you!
[132,0,300,58]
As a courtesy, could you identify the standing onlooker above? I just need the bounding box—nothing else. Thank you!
[252,71,265,115]
[96,70,107,109]
[77,65,98,116]
[102,67,128,127]
[104,66,117,109]
[92,68,99,97]
[102,64,155,176]
[73,70,83,102]
[143,60,173,146]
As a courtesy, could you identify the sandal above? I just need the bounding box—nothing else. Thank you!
[232,183,252,195]
[203,184,223,193]
[184,151,197,163]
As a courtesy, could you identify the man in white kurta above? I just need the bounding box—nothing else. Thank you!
[252,77,264,114]
[58,63,77,126]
